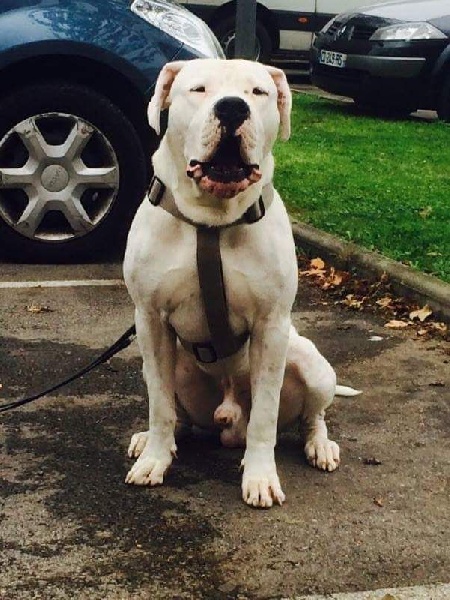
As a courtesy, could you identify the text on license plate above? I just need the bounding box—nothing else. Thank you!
[319,50,347,68]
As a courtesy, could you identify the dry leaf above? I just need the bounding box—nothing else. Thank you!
[328,268,345,287]
[376,296,393,308]
[342,294,364,309]
[409,305,432,322]
[310,257,325,270]
[26,304,53,314]
[384,320,409,329]
[430,322,447,333]
[373,497,384,507]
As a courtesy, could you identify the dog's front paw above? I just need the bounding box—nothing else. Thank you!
[241,451,285,509]
[125,439,177,486]
[305,438,340,472]
[128,431,149,458]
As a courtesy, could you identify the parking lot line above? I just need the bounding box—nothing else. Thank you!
[0,279,125,289]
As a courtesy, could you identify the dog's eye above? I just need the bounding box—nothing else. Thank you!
[253,87,268,96]
[191,85,206,93]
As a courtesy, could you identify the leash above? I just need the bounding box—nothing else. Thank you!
[0,325,136,414]
[1,178,271,410]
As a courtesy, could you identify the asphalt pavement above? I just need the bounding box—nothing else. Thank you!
[0,262,449,599]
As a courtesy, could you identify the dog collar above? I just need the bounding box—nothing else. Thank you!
[146,176,274,228]
[145,176,274,364]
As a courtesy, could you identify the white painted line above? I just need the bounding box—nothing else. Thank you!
[290,582,450,600]
[0,279,125,289]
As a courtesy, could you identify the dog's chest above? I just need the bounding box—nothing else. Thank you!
[147,227,287,343]
[126,200,297,345]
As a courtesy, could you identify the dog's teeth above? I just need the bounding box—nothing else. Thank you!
[187,164,203,179]
[249,168,262,183]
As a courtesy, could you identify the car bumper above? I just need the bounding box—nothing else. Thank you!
[329,53,425,78]
[311,49,431,107]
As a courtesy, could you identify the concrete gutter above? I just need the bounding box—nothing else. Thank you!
[292,221,450,323]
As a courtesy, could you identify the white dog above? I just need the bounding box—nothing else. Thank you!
[123,59,358,509]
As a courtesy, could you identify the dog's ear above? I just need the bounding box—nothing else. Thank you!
[147,61,187,135]
[264,66,292,141]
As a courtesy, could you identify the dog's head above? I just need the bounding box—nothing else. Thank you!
[148,59,291,200]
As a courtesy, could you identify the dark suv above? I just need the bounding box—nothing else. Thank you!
[0,0,223,262]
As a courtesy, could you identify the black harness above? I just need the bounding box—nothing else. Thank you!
[147,176,273,363]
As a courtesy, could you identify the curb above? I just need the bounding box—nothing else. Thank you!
[292,222,450,323]
[289,582,450,600]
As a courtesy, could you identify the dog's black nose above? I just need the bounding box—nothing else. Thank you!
[214,96,250,132]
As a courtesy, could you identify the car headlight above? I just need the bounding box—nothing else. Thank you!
[131,0,224,58]
[370,22,447,41]
[320,16,339,34]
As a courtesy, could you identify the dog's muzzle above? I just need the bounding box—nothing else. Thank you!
[187,97,261,199]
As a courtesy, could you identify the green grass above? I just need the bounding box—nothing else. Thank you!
[273,93,450,283]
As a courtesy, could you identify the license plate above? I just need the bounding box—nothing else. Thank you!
[319,50,347,68]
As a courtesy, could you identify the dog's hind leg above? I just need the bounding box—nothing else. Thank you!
[285,328,340,472]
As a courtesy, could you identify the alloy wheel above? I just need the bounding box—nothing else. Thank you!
[0,113,120,243]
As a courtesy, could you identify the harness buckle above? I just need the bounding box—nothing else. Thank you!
[192,342,218,364]
[148,176,165,206]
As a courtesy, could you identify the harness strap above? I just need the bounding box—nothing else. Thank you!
[147,176,273,363]
[186,227,249,363]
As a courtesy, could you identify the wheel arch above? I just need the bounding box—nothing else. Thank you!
[208,1,280,52]
[0,51,157,171]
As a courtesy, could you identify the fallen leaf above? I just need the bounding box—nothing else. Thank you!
[384,320,409,329]
[376,296,393,308]
[310,257,325,270]
[409,304,432,322]
[341,294,364,309]
[417,328,428,336]
[373,497,384,507]
[26,304,54,314]
[431,322,447,333]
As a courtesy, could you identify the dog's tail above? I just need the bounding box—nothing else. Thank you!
[335,385,362,397]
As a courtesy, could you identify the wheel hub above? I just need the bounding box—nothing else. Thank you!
[40,164,69,192]
[0,113,119,242]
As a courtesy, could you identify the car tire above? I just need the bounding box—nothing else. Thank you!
[0,82,148,263]
[437,72,450,121]
[212,15,272,63]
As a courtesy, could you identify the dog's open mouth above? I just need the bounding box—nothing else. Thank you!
[187,135,261,199]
